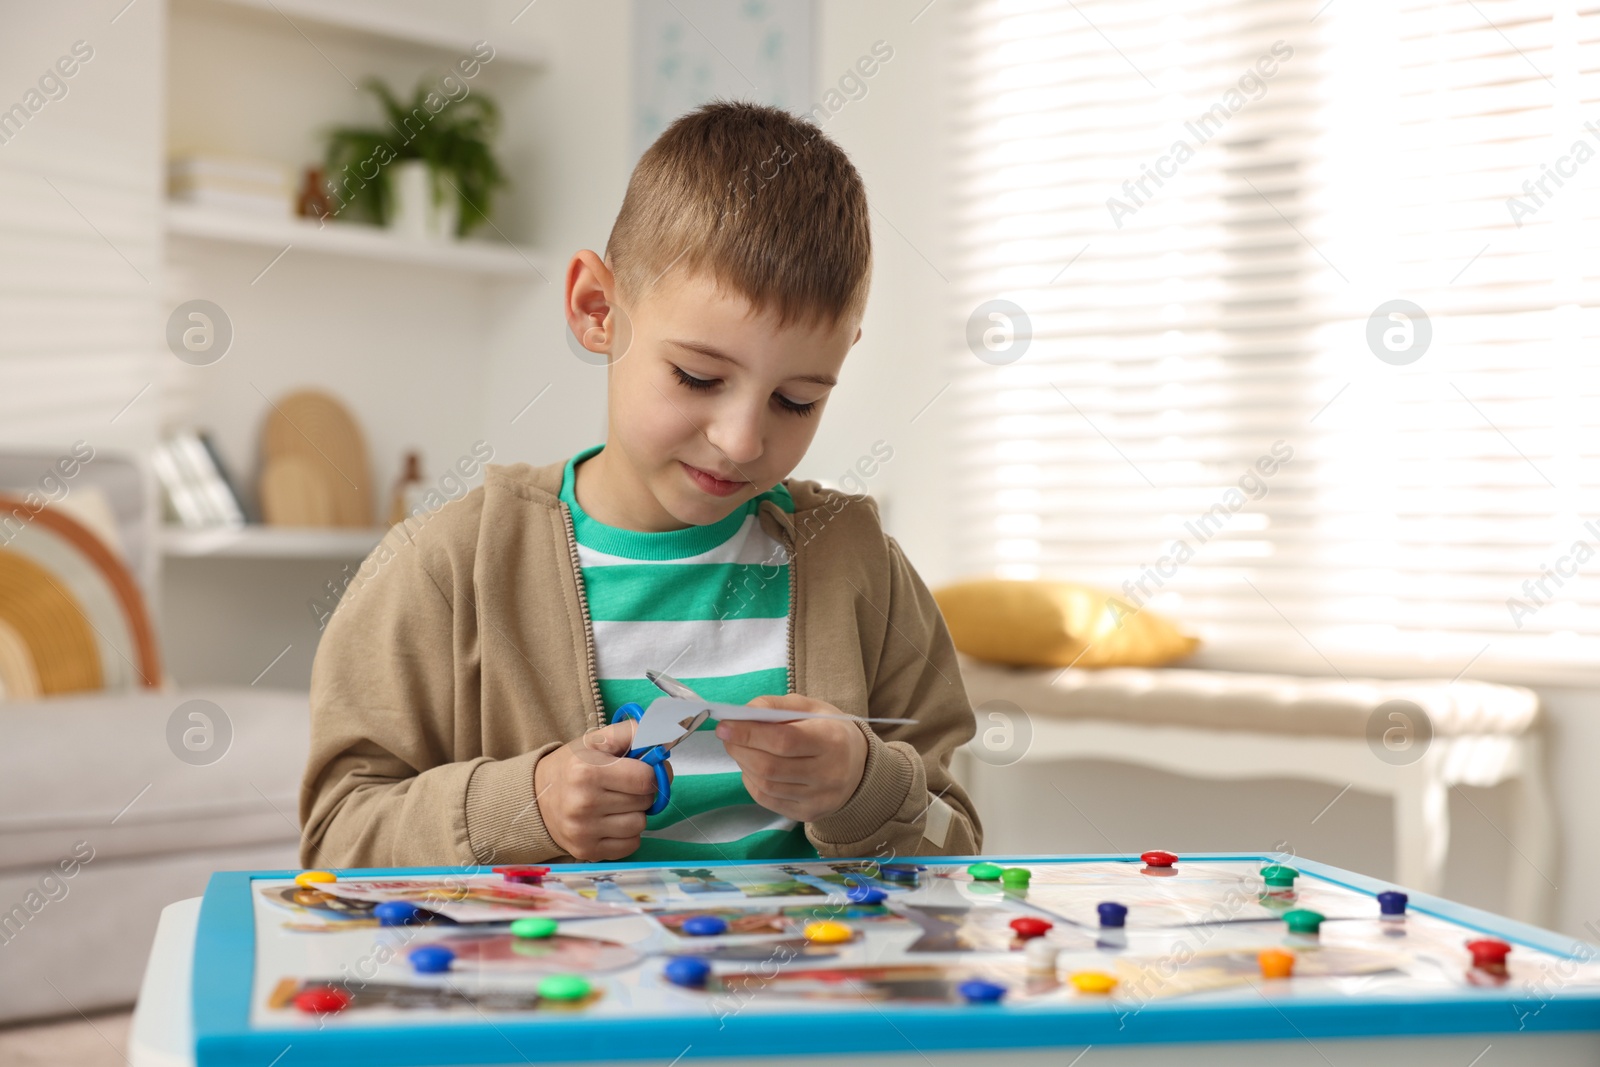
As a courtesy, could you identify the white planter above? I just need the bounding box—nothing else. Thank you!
[387,159,459,241]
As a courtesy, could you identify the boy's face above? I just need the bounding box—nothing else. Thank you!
[566,252,860,532]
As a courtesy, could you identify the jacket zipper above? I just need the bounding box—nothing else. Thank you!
[559,501,606,730]
[786,533,797,696]
[773,503,799,697]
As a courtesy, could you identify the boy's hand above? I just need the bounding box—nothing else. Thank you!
[715,695,868,823]
[533,720,661,861]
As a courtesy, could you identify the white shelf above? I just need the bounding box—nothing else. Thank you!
[165,203,545,278]
[162,525,386,560]
[183,0,545,68]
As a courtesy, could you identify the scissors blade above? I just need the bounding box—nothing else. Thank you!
[646,669,704,702]
[660,709,711,753]
[632,698,711,749]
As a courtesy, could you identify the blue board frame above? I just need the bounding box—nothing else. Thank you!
[192,853,1600,1067]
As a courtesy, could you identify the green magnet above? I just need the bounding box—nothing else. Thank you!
[999,867,1032,889]
[1282,909,1325,936]
[1260,865,1300,888]
[537,974,592,1001]
[511,917,558,939]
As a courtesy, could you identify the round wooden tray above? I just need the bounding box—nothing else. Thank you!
[260,389,372,527]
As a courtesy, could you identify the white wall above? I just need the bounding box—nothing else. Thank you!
[803,0,959,584]
[0,0,165,457]
[479,0,630,465]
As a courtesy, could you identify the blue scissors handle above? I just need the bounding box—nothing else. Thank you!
[611,702,671,816]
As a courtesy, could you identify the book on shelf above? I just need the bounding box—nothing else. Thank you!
[196,429,254,523]
[152,430,248,529]
[167,154,293,218]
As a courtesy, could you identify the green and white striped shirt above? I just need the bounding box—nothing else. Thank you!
[560,443,818,861]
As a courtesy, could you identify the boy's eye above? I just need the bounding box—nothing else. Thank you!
[670,365,818,418]
[774,393,817,417]
[671,365,717,391]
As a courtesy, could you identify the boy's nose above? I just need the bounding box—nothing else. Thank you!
[704,408,765,466]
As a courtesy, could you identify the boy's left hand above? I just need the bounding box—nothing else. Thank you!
[715,694,868,823]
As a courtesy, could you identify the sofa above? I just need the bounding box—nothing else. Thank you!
[0,451,310,1024]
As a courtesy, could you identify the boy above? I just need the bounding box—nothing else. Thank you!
[300,101,980,868]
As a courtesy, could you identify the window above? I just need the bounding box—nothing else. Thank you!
[953,0,1600,682]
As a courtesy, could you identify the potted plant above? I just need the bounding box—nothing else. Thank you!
[322,76,506,240]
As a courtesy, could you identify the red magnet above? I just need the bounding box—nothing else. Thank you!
[1009,917,1053,940]
[293,986,352,1015]
[1139,850,1178,868]
[494,865,550,884]
[1466,938,1512,969]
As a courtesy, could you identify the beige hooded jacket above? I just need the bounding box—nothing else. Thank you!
[299,457,982,869]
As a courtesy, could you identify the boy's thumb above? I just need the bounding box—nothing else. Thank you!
[585,719,637,756]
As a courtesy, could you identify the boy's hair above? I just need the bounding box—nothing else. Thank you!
[605,100,872,330]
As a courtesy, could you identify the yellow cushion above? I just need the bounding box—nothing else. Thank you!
[931,578,1199,669]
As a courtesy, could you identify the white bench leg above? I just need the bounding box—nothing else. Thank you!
[1394,753,1449,896]
[1507,735,1558,926]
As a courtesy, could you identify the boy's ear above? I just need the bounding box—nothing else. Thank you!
[854,326,863,345]
[566,250,628,360]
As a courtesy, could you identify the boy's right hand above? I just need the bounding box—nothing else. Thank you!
[533,720,661,861]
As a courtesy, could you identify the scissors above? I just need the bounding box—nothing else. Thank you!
[609,670,712,816]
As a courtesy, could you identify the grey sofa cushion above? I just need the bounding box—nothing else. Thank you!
[0,686,309,871]
[0,448,157,604]
[0,841,300,1024]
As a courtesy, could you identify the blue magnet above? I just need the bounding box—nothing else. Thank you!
[846,884,887,905]
[407,945,455,974]
[1097,901,1128,928]
[664,957,712,988]
[681,915,728,937]
[957,978,1007,1003]
[1377,890,1409,917]
[374,901,422,927]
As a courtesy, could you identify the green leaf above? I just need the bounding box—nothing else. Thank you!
[318,74,508,234]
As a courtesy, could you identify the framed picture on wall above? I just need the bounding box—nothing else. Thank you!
[632,0,816,161]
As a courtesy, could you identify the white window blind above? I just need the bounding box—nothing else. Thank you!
[0,8,162,457]
[953,0,1600,683]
